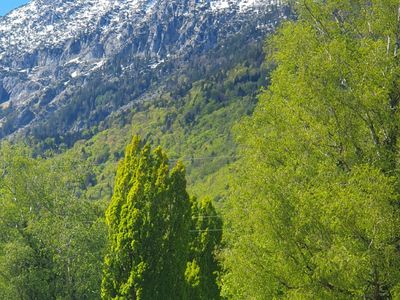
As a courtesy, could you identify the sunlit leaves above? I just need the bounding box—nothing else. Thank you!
[222,1,400,298]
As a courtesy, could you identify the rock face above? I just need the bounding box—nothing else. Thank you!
[0,0,286,138]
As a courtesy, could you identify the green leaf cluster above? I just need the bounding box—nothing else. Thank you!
[0,143,106,299]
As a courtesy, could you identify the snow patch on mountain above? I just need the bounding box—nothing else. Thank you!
[0,0,278,60]
[0,0,158,58]
[210,0,282,12]
[0,0,286,137]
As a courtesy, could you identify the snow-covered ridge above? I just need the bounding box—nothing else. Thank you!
[210,0,283,12]
[0,0,158,57]
[0,0,280,58]
[0,0,285,137]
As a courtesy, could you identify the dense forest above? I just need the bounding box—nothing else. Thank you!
[2,0,400,299]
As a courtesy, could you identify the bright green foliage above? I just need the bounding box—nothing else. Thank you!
[101,136,192,299]
[0,143,106,299]
[186,197,222,300]
[222,1,400,299]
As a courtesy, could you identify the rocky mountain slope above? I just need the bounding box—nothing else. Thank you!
[0,0,286,139]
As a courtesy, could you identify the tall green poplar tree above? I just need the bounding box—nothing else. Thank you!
[101,136,191,299]
[222,1,400,299]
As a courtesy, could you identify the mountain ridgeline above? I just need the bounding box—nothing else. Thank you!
[0,0,287,144]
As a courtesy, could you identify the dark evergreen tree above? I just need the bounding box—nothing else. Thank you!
[186,197,222,300]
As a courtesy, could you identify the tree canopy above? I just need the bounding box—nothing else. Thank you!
[221,1,400,299]
[101,136,192,299]
[0,143,105,299]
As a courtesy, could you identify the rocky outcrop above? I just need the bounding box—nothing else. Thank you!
[0,0,287,137]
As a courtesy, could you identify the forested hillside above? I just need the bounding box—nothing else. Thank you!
[33,36,268,205]
[2,0,400,299]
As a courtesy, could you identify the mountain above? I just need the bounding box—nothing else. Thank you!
[0,0,286,141]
